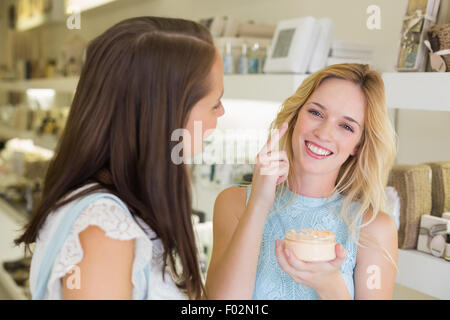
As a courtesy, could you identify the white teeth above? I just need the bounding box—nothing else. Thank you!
[306,142,332,156]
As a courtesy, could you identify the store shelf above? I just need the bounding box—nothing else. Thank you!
[0,77,78,93]
[396,249,450,300]
[223,72,450,111]
[0,265,28,300]
[382,72,450,111]
[0,124,57,151]
[1,73,449,111]
[0,198,29,300]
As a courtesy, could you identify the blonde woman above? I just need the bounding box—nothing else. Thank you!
[206,64,398,300]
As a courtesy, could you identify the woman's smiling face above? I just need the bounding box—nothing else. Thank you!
[291,77,366,177]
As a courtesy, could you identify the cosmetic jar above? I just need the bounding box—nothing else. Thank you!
[284,229,336,262]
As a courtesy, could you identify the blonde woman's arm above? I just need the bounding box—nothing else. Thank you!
[205,187,264,299]
[354,210,398,299]
[205,123,290,299]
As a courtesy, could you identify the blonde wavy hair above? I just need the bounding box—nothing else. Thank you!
[270,64,398,270]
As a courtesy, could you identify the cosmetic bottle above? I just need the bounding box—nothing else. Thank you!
[223,42,234,74]
[248,43,260,73]
[238,43,248,74]
[430,234,446,257]
[260,46,269,73]
[445,233,450,261]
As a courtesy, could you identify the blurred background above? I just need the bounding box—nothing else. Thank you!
[0,0,449,300]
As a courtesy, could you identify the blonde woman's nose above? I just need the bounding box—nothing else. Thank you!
[313,120,333,142]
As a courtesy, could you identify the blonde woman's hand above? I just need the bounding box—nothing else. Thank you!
[247,122,290,212]
[275,239,351,299]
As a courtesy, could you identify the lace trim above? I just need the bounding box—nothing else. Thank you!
[47,198,153,299]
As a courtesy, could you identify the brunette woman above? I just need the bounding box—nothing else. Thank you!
[15,16,224,300]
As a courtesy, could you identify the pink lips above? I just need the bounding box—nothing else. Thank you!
[304,140,334,159]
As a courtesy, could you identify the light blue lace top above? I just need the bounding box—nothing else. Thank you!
[245,186,363,300]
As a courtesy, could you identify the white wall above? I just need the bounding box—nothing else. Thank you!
[1,0,450,164]
[3,0,410,72]
[396,109,450,165]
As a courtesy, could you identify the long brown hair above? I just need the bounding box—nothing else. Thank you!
[14,16,217,299]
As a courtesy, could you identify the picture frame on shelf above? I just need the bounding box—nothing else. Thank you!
[396,0,441,72]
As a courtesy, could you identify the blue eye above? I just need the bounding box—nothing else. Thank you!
[342,124,354,132]
[309,109,322,117]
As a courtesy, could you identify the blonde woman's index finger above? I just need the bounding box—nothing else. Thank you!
[262,122,288,153]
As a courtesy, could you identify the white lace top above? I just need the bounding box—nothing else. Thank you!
[29,184,187,300]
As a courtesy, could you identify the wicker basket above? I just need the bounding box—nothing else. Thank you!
[387,164,432,249]
[427,24,450,71]
[424,162,450,216]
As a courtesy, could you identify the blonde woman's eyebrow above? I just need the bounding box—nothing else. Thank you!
[309,101,361,128]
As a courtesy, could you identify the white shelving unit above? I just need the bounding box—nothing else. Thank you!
[0,76,76,151]
[0,77,78,94]
[0,124,58,151]
[397,249,450,300]
[223,72,450,111]
[382,72,450,111]
[0,198,29,300]
[1,72,450,300]
[1,72,449,110]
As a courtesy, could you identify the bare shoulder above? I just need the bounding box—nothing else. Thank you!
[361,210,398,242]
[62,225,134,299]
[357,209,398,262]
[214,186,248,222]
[78,225,135,253]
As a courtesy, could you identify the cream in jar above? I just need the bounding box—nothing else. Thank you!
[284,229,336,262]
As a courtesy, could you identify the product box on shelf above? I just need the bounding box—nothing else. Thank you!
[425,161,450,217]
[417,214,450,257]
[387,164,432,249]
